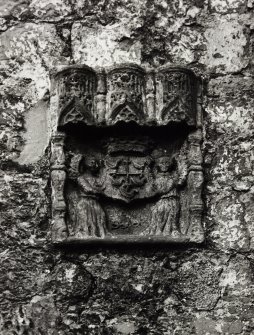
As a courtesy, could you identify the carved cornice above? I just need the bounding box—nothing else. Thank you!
[54,64,201,129]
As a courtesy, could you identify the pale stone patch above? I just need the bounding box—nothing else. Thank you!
[201,16,248,73]
[206,103,253,137]
[219,255,253,294]
[210,197,250,250]
[186,6,201,18]
[71,22,142,67]
[107,319,137,334]
[194,316,221,334]
[194,315,245,334]
[29,0,72,18]
[65,265,76,283]
[17,99,49,164]
[0,0,29,17]
[0,22,69,86]
[131,283,143,292]
[17,64,49,101]
[210,0,246,13]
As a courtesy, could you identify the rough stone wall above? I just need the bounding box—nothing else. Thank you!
[0,0,254,334]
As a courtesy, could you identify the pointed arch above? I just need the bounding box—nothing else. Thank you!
[110,102,145,124]
[58,97,94,127]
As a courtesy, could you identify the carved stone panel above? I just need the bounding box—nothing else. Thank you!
[106,64,145,124]
[155,68,197,125]
[50,64,204,245]
[56,66,97,126]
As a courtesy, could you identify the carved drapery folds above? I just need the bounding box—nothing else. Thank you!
[50,63,204,245]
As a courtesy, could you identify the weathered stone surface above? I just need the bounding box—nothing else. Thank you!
[201,15,249,73]
[0,0,254,333]
[71,23,142,66]
[0,0,72,22]
[204,74,254,252]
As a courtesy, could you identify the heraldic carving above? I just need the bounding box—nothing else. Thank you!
[50,64,204,245]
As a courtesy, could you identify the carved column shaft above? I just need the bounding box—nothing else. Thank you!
[188,130,203,169]
[51,132,67,242]
[187,129,204,242]
[146,71,156,120]
[196,79,203,128]
[96,70,107,123]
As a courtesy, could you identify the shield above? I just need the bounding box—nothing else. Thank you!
[103,155,153,203]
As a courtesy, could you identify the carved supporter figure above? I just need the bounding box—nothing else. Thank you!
[72,155,107,238]
[147,148,187,237]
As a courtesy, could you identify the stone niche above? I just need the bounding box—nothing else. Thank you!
[50,64,204,245]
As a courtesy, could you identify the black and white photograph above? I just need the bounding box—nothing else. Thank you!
[0,0,253,334]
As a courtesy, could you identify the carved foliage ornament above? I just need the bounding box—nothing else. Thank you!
[50,64,204,245]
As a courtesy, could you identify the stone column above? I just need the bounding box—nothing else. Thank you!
[146,70,156,121]
[96,69,107,123]
[51,132,68,242]
[187,129,204,243]
[196,79,203,128]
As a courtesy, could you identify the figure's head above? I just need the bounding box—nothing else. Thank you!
[80,156,101,175]
[156,155,176,173]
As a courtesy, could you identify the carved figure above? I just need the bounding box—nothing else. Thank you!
[149,197,180,237]
[71,155,107,238]
[151,156,179,236]
[147,146,188,236]
[74,195,106,238]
